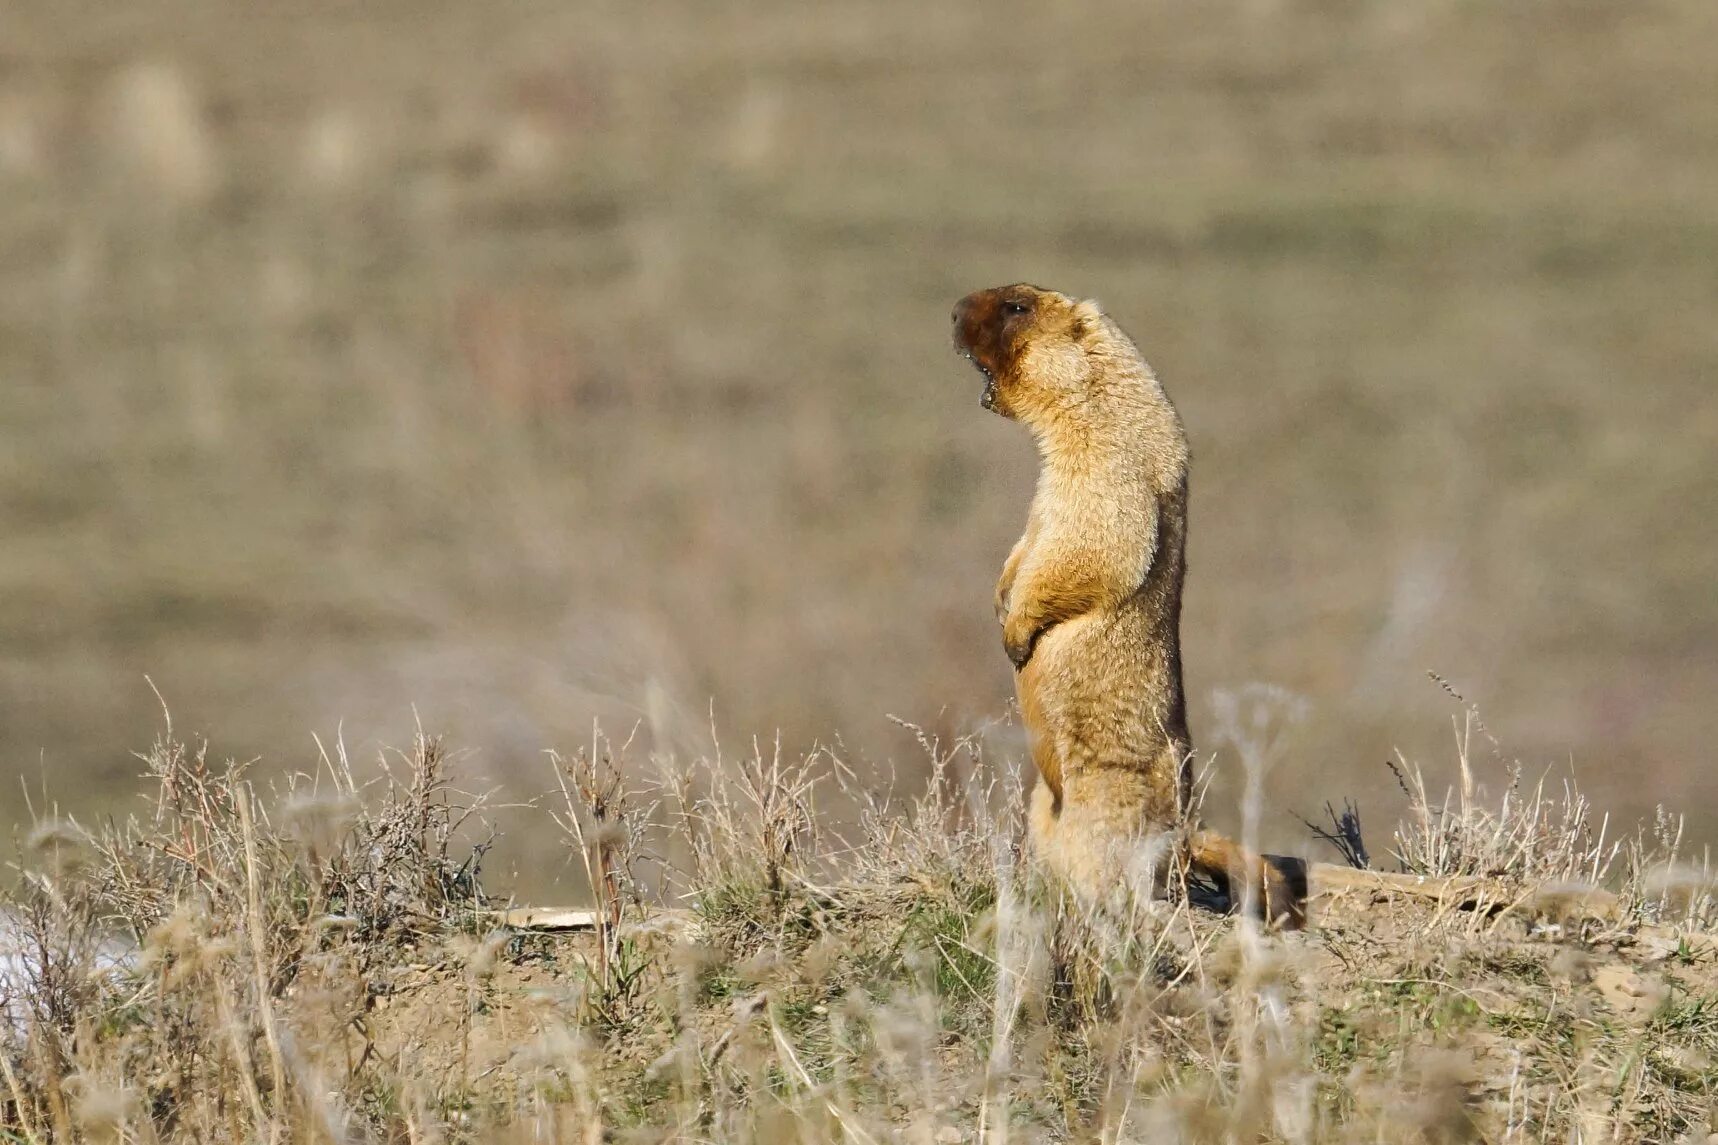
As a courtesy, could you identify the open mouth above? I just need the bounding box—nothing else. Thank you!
[961,351,997,410]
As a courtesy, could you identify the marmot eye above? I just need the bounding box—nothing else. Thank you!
[1001,300,1030,317]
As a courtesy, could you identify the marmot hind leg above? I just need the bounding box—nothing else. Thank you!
[1029,792,1306,928]
[1027,779,1179,906]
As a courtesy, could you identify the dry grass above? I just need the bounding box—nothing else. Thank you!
[4,696,1715,1142]
[2,0,1717,883]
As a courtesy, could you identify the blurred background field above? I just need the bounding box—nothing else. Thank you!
[1,0,1714,896]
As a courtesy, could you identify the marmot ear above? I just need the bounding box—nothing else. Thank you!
[1070,299,1105,341]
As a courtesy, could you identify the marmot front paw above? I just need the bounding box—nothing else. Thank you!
[1003,615,1043,669]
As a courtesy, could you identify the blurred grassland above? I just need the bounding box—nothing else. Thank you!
[1,0,1715,889]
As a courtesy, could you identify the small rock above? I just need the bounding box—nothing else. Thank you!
[1591,964,1666,1024]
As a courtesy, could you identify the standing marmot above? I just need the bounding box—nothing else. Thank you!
[952,283,1301,928]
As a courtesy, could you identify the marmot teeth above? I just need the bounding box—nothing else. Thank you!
[958,350,997,408]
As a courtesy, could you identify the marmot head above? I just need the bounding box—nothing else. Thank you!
[951,283,1112,424]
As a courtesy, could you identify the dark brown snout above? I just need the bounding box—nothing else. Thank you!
[952,291,1002,411]
[951,295,975,333]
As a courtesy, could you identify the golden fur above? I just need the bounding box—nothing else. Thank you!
[952,283,1302,927]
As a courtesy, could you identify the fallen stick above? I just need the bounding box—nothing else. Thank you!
[484,906,696,935]
[484,907,600,931]
[1306,861,1621,921]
